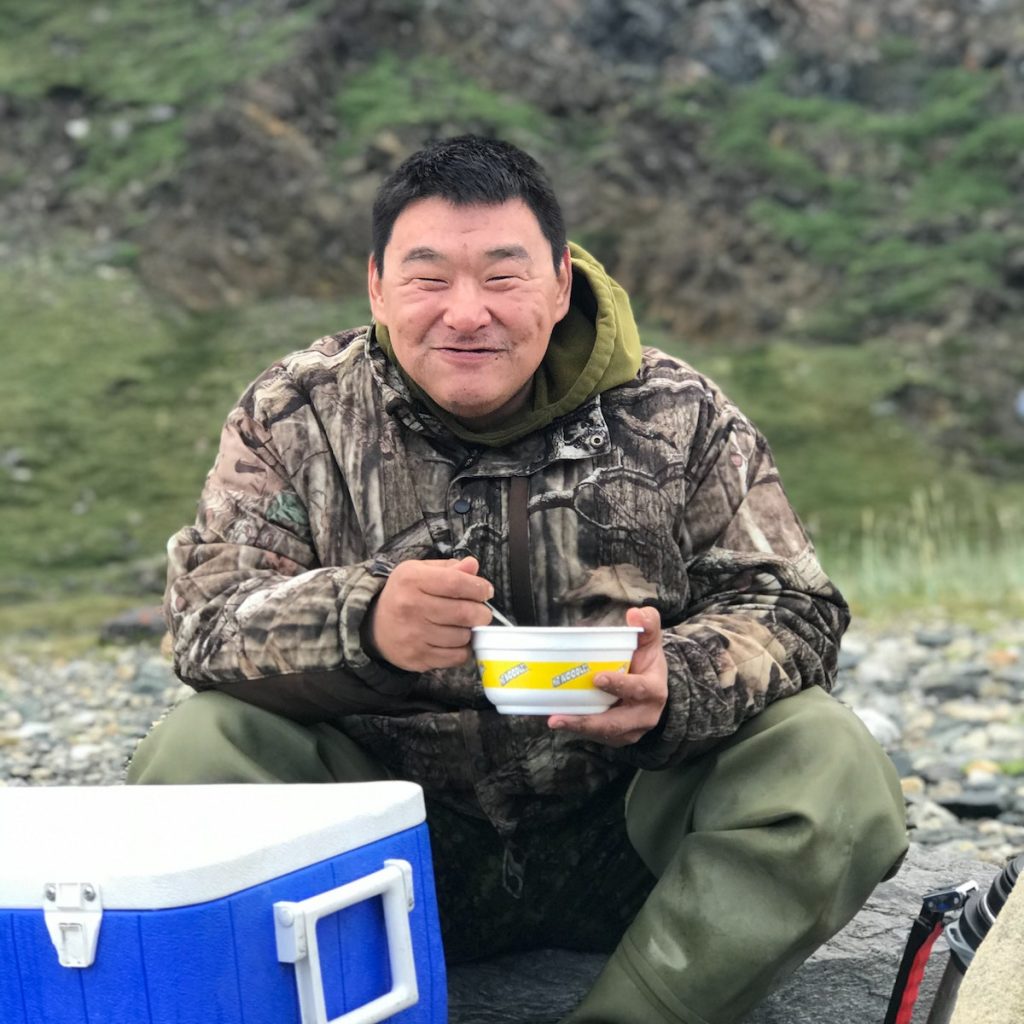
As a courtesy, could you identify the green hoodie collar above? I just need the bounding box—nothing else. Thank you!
[373,242,642,447]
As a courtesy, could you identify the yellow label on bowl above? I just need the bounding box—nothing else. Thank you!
[478,660,629,690]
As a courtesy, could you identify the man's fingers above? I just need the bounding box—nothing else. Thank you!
[550,711,622,734]
[594,668,666,713]
[593,670,650,701]
[548,706,652,747]
[423,644,476,670]
[371,558,495,670]
[417,564,495,602]
[420,595,493,630]
[543,607,668,748]
[421,625,474,649]
[549,659,666,744]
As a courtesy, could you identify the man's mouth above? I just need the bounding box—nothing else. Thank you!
[434,332,505,354]
[436,345,503,356]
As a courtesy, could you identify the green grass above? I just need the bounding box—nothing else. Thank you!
[0,589,156,654]
[333,53,554,158]
[76,119,187,193]
[654,337,946,531]
[0,1,326,102]
[0,0,329,192]
[0,255,369,597]
[3,16,1024,634]
[690,60,1023,342]
[655,335,1024,620]
[825,487,1024,620]
[3,268,1022,636]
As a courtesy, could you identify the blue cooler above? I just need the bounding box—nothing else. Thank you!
[0,782,447,1024]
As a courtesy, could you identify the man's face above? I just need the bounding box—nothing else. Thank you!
[368,197,572,429]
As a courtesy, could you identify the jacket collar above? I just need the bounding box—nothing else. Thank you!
[364,328,612,474]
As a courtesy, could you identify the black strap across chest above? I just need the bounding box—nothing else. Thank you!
[508,475,536,626]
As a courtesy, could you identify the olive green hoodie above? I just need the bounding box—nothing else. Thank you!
[373,242,643,446]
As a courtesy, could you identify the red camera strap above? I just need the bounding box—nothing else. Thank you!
[885,917,944,1024]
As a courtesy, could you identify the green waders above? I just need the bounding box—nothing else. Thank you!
[565,685,908,1024]
[127,687,907,1024]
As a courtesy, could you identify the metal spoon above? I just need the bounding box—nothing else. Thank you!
[484,601,516,628]
[375,557,514,626]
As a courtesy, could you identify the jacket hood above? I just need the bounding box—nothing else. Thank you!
[373,241,643,447]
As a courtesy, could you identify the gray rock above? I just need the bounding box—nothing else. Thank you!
[14,721,52,740]
[915,663,989,701]
[851,706,902,747]
[449,949,604,1024]
[131,657,176,696]
[994,666,1024,690]
[749,847,996,1024]
[447,846,995,1024]
[927,722,973,749]
[836,644,863,671]
[889,750,915,777]
[99,605,166,645]
[916,827,983,848]
[854,639,915,691]
[936,789,1011,819]
[916,759,965,784]
[916,627,955,648]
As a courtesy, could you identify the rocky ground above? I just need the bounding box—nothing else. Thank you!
[2,616,1024,866]
[836,617,1024,866]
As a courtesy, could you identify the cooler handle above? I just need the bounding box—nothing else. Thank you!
[274,858,419,1024]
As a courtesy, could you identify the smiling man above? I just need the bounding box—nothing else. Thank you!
[369,199,571,429]
[128,136,907,1024]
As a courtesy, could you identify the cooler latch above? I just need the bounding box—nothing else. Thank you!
[43,881,103,968]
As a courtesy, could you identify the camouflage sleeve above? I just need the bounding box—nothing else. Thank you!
[621,389,849,769]
[164,392,415,716]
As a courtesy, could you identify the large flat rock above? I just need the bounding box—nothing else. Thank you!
[448,844,997,1023]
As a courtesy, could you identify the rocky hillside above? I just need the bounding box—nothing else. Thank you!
[4,1,1024,473]
[2,1,1023,611]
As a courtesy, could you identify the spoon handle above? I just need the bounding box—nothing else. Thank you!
[484,601,516,628]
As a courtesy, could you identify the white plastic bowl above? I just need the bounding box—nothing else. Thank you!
[471,625,642,715]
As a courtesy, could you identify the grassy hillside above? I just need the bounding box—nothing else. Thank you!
[2,3,1023,636]
[709,65,1022,340]
[0,0,330,193]
[3,253,1022,639]
[0,254,368,623]
[662,337,1024,620]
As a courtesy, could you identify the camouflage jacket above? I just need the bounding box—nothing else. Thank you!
[165,329,849,838]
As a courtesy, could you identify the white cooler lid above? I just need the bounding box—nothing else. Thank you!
[0,782,425,909]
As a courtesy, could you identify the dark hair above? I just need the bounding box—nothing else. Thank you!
[371,135,567,275]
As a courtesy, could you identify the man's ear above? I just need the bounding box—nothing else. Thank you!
[367,253,386,323]
[556,246,573,318]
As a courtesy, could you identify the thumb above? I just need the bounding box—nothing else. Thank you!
[626,605,661,644]
[454,555,480,576]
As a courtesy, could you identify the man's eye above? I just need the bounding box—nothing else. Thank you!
[417,278,447,286]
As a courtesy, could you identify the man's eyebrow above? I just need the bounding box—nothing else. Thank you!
[485,245,531,262]
[400,246,444,265]
[398,244,532,266]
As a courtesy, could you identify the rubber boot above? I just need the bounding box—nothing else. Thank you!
[563,687,908,1024]
[126,690,389,784]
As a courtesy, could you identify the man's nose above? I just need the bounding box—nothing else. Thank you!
[442,281,492,334]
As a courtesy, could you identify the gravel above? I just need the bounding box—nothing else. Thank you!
[2,616,1023,865]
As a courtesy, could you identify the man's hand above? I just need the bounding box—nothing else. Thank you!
[548,605,668,747]
[366,556,494,672]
